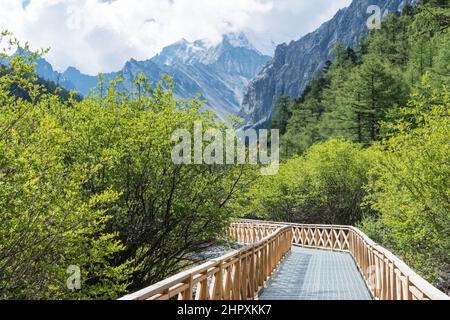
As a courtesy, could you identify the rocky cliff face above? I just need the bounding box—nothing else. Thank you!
[239,0,416,129]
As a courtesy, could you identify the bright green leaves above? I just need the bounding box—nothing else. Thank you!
[240,139,373,225]
[362,84,450,285]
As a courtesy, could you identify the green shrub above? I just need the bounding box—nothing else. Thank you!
[362,83,450,285]
[241,139,374,225]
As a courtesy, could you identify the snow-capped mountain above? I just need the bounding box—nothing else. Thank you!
[153,33,260,66]
[29,33,271,121]
[150,33,270,118]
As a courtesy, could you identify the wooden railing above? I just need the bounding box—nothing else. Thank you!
[120,220,448,301]
[227,222,282,244]
[347,226,449,300]
[239,219,449,301]
[119,223,292,300]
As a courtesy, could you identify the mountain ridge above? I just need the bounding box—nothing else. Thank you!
[238,0,417,129]
[30,33,271,121]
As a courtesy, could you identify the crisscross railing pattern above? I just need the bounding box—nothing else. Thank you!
[227,222,282,244]
[291,224,351,251]
[347,226,449,300]
[120,222,292,300]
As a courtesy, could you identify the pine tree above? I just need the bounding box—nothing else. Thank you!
[332,55,408,144]
[271,96,292,135]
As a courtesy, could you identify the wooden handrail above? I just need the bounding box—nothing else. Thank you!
[226,222,281,243]
[347,226,449,300]
[119,223,293,300]
[237,219,449,301]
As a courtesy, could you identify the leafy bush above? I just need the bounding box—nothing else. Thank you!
[0,42,133,299]
[66,75,255,290]
[241,139,373,225]
[362,83,450,286]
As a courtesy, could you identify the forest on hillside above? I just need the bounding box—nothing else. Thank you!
[0,1,448,299]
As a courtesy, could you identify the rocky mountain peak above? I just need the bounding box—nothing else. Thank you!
[222,32,258,51]
[152,32,263,67]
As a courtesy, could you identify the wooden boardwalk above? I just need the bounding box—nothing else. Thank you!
[258,247,372,300]
[120,221,450,301]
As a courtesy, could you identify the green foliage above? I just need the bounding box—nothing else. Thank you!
[329,54,409,144]
[281,71,330,156]
[0,37,133,299]
[240,139,373,225]
[66,72,254,290]
[361,83,450,286]
[271,96,292,136]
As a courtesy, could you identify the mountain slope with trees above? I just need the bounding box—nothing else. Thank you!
[239,0,417,129]
[273,1,449,156]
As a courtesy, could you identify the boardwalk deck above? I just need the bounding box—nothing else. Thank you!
[121,221,450,301]
[258,246,372,300]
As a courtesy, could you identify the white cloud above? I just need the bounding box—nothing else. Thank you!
[0,0,351,75]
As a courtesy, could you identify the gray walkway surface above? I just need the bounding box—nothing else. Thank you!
[259,246,372,300]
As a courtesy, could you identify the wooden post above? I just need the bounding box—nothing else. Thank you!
[213,264,223,300]
[184,274,193,300]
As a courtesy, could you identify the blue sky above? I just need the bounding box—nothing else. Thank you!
[22,0,30,9]
[2,0,351,74]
